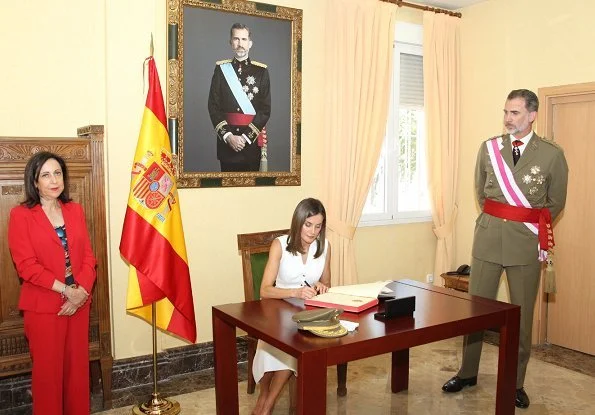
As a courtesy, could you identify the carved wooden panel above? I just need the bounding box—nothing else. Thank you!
[0,126,113,408]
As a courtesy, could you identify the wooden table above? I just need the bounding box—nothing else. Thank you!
[212,279,520,415]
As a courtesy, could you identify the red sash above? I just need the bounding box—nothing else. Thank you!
[483,198,554,252]
[225,113,266,147]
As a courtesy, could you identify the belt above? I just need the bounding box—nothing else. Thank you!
[483,198,554,252]
[225,113,266,147]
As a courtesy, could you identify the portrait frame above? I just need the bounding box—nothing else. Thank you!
[167,0,302,188]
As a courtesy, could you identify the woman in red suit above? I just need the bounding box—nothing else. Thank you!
[8,151,97,414]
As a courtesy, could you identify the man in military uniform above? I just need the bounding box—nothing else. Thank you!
[442,89,568,408]
[207,23,271,172]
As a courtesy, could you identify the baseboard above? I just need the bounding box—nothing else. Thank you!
[0,336,249,414]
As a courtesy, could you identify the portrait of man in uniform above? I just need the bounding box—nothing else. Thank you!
[207,23,271,172]
[170,1,301,187]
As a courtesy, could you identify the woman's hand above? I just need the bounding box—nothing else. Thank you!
[66,285,89,308]
[58,300,79,316]
[313,282,329,294]
[293,286,318,300]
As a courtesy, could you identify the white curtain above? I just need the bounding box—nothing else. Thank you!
[423,11,461,284]
[322,0,397,286]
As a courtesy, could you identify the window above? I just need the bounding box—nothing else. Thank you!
[360,23,431,226]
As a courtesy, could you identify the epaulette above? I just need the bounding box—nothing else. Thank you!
[216,59,232,65]
[251,60,268,68]
[484,134,503,142]
[539,135,562,149]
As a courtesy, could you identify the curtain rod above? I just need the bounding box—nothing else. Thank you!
[381,0,462,18]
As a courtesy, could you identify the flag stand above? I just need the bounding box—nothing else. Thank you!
[132,304,181,415]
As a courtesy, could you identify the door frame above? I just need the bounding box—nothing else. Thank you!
[532,82,595,344]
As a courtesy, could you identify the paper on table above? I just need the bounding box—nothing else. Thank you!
[340,320,359,332]
[327,280,392,298]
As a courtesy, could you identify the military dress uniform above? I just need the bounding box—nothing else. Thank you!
[458,132,568,388]
[207,57,271,172]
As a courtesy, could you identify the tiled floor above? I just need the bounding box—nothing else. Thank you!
[97,336,595,414]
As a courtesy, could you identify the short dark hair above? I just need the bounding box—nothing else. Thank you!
[230,23,251,39]
[286,198,327,258]
[507,89,539,112]
[22,151,72,208]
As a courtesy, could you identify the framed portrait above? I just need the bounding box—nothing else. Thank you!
[167,0,302,188]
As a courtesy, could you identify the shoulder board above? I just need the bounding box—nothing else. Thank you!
[251,60,268,68]
[539,135,562,149]
[484,134,503,143]
[216,59,232,65]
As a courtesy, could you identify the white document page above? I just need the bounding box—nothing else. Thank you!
[327,280,392,298]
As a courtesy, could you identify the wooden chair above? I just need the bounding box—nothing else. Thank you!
[237,230,348,396]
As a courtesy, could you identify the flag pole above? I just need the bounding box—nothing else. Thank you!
[132,304,181,414]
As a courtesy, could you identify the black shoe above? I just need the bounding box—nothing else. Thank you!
[441,375,477,392]
[515,387,530,408]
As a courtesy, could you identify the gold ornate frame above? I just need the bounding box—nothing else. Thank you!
[167,0,302,188]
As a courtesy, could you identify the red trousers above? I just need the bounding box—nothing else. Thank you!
[24,304,90,415]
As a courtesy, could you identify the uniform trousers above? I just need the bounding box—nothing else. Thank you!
[220,159,260,172]
[24,304,90,415]
[458,257,542,388]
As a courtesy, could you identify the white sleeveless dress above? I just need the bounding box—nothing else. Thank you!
[251,235,328,383]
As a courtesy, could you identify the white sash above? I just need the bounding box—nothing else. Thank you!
[486,138,545,260]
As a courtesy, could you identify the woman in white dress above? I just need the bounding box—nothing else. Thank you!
[252,198,332,415]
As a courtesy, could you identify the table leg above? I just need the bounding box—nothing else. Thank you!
[495,307,520,415]
[213,311,239,415]
[297,350,327,414]
[391,349,409,393]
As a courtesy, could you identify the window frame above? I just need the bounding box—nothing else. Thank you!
[359,23,431,227]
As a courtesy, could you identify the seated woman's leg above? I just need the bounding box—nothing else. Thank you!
[253,370,293,415]
[253,372,273,414]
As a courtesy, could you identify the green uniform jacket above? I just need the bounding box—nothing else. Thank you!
[472,133,569,266]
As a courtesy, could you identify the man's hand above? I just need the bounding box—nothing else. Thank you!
[227,135,246,152]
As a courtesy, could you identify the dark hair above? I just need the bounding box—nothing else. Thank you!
[230,23,251,40]
[507,89,539,112]
[286,198,327,258]
[22,151,71,208]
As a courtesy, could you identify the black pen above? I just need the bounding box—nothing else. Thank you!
[304,280,318,293]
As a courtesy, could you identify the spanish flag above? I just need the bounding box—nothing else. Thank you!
[119,56,196,343]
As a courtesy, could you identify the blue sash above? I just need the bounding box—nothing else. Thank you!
[220,63,255,115]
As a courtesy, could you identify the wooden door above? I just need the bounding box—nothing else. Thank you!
[0,127,114,408]
[535,83,595,355]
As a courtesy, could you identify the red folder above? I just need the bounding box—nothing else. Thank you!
[305,293,379,313]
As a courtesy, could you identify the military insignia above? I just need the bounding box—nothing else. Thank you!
[216,59,232,65]
[530,166,541,175]
[522,174,532,184]
[529,186,538,195]
[246,75,255,85]
[253,86,259,94]
[242,85,249,92]
[485,134,503,142]
[247,92,254,100]
[536,175,545,185]
[252,60,267,68]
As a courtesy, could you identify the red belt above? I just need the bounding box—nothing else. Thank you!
[225,113,266,147]
[483,198,554,251]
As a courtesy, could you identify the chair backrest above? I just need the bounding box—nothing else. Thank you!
[237,229,289,301]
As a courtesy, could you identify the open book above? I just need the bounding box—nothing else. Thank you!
[305,281,392,313]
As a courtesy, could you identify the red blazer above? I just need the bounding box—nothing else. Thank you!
[8,201,97,313]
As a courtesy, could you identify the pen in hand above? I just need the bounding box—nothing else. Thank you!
[304,280,318,294]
